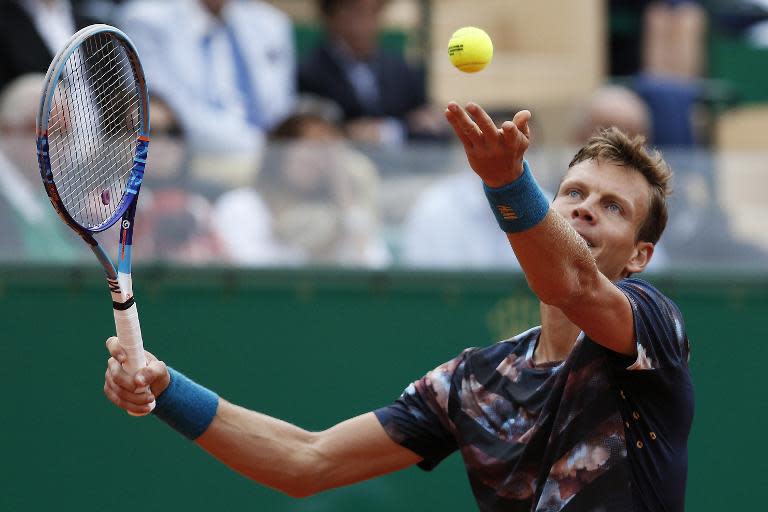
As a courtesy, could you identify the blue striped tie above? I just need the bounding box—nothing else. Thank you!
[223,23,264,128]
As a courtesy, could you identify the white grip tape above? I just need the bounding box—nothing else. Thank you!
[114,302,156,414]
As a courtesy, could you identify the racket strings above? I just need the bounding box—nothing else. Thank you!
[50,45,137,226]
[54,37,137,222]
[47,32,143,229]
[59,56,139,218]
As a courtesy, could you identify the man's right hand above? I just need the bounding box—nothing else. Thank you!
[104,337,170,415]
[444,102,531,188]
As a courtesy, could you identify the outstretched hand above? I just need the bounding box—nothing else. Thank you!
[444,102,531,188]
[104,337,170,416]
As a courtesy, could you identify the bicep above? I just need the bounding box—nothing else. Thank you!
[313,412,422,491]
[560,274,635,355]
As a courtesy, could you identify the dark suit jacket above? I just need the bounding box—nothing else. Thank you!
[298,40,427,124]
[0,1,96,90]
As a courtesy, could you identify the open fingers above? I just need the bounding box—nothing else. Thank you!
[466,102,500,146]
[445,102,483,148]
[512,110,532,139]
[501,120,521,147]
[445,107,473,149]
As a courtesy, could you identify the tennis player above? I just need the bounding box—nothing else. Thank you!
[104,102,693,511]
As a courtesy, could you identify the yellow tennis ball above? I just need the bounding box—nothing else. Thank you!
[448,27,493,73]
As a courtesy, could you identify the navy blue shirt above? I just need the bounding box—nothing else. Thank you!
[376,278,694,511]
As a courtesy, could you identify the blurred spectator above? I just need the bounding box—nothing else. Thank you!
[709,0,768,43]
[609,1,707,147]
[299,0,448,146]
[210,187,289,265]
[213,97,391,267]
[117,0,296,155]
[642,1,706,81]
[743,0,768,45]
[400,160,527,270]
[660,146,768,267]
[634,1,707,147]
[77,0,126,21]
[0,74,43,187]
[609,0,704,77]
[0,0,99,90]
[571,85,652,145]
[133,187,225,264]
[0,74,81,261]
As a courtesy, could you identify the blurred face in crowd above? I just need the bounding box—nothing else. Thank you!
[552,159,654,281]
[201,0,228,16]
[573,87,651,145]
[281,117,345,195]
[0,74,57,186]
[325,0,385,58]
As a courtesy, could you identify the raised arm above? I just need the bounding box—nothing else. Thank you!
[104,338,421,498]
[444,102,635,355]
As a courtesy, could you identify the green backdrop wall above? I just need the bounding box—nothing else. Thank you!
[1,266,765,511]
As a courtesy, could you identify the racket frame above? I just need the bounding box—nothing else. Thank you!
[36,24,154,413]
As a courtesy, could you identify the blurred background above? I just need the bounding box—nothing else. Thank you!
[0,0,766,510]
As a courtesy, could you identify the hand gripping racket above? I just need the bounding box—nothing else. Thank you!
[36,24,154,414]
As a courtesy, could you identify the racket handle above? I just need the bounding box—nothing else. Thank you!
[114,302,156,416]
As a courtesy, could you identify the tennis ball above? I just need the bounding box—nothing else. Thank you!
[448,27,493,73]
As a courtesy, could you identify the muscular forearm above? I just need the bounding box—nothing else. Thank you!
[196,400,321,497]
[508,209,600,308]
[194,403,418,498]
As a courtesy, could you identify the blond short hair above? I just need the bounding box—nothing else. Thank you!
[568,127,672,244]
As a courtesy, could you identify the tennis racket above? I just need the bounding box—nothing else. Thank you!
[36,24,154,414]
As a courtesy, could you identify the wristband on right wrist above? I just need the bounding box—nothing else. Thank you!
[152,367,219,440]
[483,160,550,233]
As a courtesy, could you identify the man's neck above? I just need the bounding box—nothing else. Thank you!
[534,303,582,365]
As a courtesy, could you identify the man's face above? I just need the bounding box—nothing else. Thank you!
[552,159,654,281]
[326,0,383,58]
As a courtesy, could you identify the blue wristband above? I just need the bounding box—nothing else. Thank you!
[153,367,219,440]
[483,160,549,233]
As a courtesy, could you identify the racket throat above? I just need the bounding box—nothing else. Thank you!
[105,272,133,304]
[117,271,134,301]
[90,244,133,303]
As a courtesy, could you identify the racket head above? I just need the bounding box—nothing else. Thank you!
[36,24,150,237]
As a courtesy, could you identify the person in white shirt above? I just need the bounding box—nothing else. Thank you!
[117,0,296,155]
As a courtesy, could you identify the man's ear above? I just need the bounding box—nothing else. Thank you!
[625,242,655,275]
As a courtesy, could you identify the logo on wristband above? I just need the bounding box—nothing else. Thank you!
[497,205,519,221]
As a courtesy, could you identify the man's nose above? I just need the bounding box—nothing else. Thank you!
[572,202,596,223]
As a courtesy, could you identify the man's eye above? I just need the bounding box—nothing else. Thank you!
[607,203,622,214]
[568,190,581,199]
